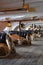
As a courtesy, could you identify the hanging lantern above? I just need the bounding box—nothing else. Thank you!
[23,4,29,10]
[5,18,11,27]
[7,21,11,27]
[21,23,25,28]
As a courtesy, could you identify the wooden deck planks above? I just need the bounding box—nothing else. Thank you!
[0,38,43,65]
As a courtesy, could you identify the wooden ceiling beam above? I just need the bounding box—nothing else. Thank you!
[0,18,39,22]
[0,7,25,12]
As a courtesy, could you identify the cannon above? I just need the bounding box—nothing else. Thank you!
[9,30,31,46]
[0,32,16,58]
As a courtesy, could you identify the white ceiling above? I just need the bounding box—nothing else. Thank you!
[0,0,43,12]
[0,12,43,21]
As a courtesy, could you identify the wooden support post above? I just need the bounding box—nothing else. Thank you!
[18,21,22,45]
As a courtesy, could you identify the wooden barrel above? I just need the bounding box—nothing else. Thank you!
[0,43,9,57]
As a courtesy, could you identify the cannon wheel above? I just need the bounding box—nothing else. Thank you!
[0,34,16,58]
[0,43,10,58]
